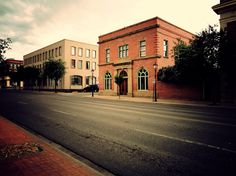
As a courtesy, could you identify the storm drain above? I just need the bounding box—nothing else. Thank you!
[0,142,43,161]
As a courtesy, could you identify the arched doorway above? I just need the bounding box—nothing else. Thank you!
[119,70,128,95]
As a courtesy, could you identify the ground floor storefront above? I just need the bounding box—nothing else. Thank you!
[99,58,201,100]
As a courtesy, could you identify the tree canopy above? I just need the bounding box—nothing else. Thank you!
[158,25,224,101]
[43,59,65,92]
[23,66,40,88]
[0,38,12,61]
[115,74,124,98]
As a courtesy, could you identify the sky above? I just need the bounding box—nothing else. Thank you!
[0,0,220,60]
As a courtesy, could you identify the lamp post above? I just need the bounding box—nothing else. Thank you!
[91,69,94,97]
[153,63,158,102]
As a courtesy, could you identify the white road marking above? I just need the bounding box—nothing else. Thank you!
[50,109,71,115]
[17,101,28,105]
[49,108,78,117]
[134,128,236,154]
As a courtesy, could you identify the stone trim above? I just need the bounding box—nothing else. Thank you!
[98,24,159,44]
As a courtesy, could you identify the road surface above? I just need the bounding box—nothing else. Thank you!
[0,90,236,176]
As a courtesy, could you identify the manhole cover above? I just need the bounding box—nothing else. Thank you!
[0,142,43,161]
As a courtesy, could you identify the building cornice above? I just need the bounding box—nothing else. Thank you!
[213,0,236,14]
[98,24,159,44]
[98,55,161,67]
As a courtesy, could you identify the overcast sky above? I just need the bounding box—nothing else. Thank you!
[1,0,219,60]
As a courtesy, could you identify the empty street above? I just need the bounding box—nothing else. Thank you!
[0,90,236,176]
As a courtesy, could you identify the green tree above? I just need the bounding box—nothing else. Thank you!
[158,25,223,102]
[190,25,222,102]
[0,38,12,61]
[115,74,124,99]
[158,66,177,83]
[23,66,40,89]
[43,59,65,92]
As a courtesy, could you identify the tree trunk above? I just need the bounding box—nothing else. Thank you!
[54,80,57,93]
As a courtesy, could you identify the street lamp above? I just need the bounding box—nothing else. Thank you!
[153,63,158,102]
[91,69,94,97]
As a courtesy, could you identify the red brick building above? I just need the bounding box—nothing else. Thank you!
[98,17,199,99]
[0,59,23,88]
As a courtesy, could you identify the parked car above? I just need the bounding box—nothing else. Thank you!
[83,84,99,92]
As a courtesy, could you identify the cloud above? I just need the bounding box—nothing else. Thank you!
[1,0,219,60]
[0,0,74,44]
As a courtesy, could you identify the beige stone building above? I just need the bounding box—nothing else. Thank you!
[23,39,98,91]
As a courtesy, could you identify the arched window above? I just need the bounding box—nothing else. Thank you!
[120,70,127,77]
[104,72,112,90]
[71,75,82,85]
[138,68,148,90]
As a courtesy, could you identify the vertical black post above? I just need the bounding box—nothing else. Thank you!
[91,69,94,97]
[153,63,158,102]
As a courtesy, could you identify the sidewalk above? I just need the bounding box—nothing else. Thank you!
[0,117,104,176]
[70,92,213,106]
[68,92,236,109]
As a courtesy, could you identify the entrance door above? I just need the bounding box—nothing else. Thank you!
[120,78,128,95]
[119,70,128,95]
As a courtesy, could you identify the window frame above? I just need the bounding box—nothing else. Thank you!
[138,68,149,90]
[78,60,83,69]
[118,44,128,58]
[71,46,76,56]
[92,62,96,70]
[86,49,90,58]
[59,46,62,56]
[163,40,168,58]
[71,59,76,68]
[92,50,96,58]
[71,75,83,85]
[78,47,83,57]
[86,61,90,70]
[140,40,146,57]
[106,49,110,63]
[104,72,112,90]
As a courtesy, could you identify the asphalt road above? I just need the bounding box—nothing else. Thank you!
[0,90,236,176]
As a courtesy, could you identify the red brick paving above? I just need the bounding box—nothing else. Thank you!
[0,117,100,176]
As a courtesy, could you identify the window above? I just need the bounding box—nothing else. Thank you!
[71,75,82,85]
[55,48,58,57]
[93,76,96,85]
[92,50,96,58]
[163,40,168,58]
[86,61,90,69]
[78,60,83,69]
[92,62,96,70]
[104,72,112,90]
[119,44,128,58]
[86,49,90,58]
[140,40,146,57]
[78,48,83,57]
[52,49,54,58]
[86,76,90,85]
[59,46,62,56]
[45,52,48,59]
[106,49,110,63]
[71,46,76,56]
[49,51,51,58]
[71,59,76,68]
[138,68,148,90]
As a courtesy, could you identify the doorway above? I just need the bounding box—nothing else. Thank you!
[119,70,128,95]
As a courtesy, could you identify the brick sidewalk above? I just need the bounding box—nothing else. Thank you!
[0,117,102,176]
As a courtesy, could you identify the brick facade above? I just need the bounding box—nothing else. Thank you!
[98,17,198,99]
